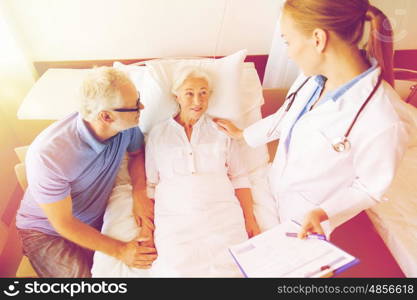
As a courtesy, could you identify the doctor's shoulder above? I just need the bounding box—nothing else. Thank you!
[364,81,407,128]
[383,82,417,135]
[350,81,410,151]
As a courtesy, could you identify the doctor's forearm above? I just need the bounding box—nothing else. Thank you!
[243,113,281,148]
[321,123,407,230]
[320,185,377,230]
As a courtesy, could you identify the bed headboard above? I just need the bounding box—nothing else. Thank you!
[33,55,269,83]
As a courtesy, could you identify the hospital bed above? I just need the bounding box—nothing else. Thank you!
[12,51,417,277]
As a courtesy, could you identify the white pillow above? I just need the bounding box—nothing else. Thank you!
[16,50,249,123]
[116,59,269,168]
[114,52,266,135]
[114,60,268,172]
[128,50,247,133]
[113,61,174,134]
[113,61,148,92]
[147,50,247,113]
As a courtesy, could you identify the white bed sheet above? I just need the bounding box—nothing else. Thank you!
[91,183,150,277]
[91,160,278,277]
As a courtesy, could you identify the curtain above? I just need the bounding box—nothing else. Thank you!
[262,7,299,90]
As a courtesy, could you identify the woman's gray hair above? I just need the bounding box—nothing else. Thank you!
[79,66,131,122]
[171,66,213,96]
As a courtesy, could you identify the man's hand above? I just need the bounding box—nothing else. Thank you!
[213,119,243,140]
[117,240,157,269]
[297,208,329,239]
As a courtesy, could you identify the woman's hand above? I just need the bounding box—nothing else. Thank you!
[244,215,261,238]
[137,225,155,248]
[213,118,243,140]
[297,208,329,239]
[133,195,155,231]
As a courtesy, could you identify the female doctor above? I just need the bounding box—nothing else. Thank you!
[216,0,409,238]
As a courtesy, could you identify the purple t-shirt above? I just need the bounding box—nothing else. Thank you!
[16,112,143,236]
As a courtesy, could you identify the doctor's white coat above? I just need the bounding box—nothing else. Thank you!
[244,67,412,233]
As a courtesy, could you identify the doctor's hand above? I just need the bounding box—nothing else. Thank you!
[298,208,329,239]
[213,118,243,140]
[118,240,157,269]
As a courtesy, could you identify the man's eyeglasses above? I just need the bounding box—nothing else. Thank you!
[113,98,141,112]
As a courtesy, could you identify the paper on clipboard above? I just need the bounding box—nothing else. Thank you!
[229,221,359,277]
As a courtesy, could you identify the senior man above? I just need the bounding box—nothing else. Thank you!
[16,66,156,277]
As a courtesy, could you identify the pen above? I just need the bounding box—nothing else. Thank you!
[285,232,298,238]
[307,233,327,240]
[289,219,327,240]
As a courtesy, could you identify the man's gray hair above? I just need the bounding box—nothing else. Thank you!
[79,66,131,122]
[171,66,213,96]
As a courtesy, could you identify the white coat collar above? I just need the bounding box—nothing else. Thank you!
[324,64,382,114]
[288,58,381,115]
[277,64,383,160]
[316,66,383,141]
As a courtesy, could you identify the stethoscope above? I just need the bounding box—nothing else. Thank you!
[267,74,383,152]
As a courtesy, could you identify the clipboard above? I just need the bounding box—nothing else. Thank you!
[229,221,359,278]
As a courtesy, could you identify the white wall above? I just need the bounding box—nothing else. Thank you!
[4,0,280,61]
[2,0,415,63]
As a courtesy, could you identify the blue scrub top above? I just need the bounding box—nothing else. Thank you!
[285,59,378,151]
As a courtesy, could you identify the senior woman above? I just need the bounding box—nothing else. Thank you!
[145,67,260,277]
